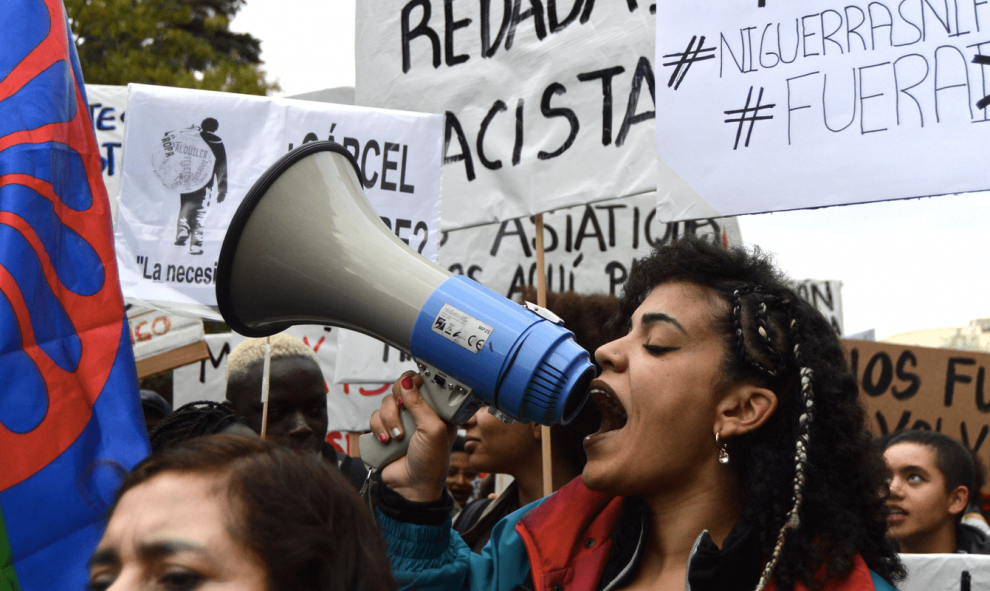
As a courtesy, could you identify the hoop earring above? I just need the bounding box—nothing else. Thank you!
[716,431,729,465]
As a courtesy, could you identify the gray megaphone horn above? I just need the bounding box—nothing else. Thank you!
[215,141,594,469]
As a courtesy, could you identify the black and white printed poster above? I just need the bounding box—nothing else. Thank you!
[115,84,442,316]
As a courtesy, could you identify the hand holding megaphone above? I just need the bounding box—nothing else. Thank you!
[369,373,457,502]
[215,141,595,471]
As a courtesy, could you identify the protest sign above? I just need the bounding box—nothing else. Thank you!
[794,279,843,335]
[126,304,208,377]
[115,84,442,316]
[844,339,990,469]
[439,192,742,298]
[655,1,990,220]
[172,329,390,432]
[333,192,743,383]
[356,0,658,230]
[334,331,420,384]
[899,554,990,591]
[86,85,127,225]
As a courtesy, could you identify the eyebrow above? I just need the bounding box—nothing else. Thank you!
[640,312,687,335]
[88,548,118,569]
[896,465,929,475]
[88,540,207,568]
[137,540,207,560]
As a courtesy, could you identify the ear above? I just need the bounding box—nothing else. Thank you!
[713,383,778,439]
[948,485,970,516]
[531,422,544,442]
[222,399,234,408]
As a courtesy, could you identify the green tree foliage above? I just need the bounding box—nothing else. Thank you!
[67,0,279,95]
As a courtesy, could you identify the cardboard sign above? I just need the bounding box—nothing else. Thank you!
[899,554,990,591]
[356,0,658,231]
[126,304,208,378]
[115,84,442,315]
[86,85,127,225]
[333,192,743,383]
[794,279,843,335]
[172,329,390,432]
[844,339,990,467]
[655,1,990,220]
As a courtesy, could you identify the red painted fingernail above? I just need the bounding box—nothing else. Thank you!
[401,376,413,389]
[396,397,404,408]
[379,433,389,443]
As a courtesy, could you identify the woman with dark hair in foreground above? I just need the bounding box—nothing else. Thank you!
[87,435,394,591]
[370,236,903,591]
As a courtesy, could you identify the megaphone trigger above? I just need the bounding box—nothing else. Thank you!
[359,362,482,469]
[359,409,419,470]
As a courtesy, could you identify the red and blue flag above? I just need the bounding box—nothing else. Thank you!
[0,0,150,589]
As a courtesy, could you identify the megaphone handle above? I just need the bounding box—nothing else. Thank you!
[358,410,419,470]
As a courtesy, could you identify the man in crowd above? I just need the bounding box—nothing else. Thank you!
[224,333,367,490]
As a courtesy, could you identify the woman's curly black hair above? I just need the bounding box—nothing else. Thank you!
[615,235,903,591]
[148,401,251,452]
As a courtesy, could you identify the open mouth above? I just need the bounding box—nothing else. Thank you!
[887,506,908,520]
[590,382,627,434]
[450,488,472,503]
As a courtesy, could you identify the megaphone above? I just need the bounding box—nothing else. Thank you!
[216,141,594,469]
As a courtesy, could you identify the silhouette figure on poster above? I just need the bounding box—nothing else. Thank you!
[171,118,227,255]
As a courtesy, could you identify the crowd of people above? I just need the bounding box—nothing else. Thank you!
[100,236,989,591]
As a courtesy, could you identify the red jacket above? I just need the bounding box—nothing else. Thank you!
[514,477,894,591]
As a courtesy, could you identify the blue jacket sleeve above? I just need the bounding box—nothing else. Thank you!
[378,499,544,591]
[869,571,898,591]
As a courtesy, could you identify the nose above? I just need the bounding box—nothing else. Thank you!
[887,476,904,499]
[465,410,479,428]
[595,338,627,372]
[286,412,313,441]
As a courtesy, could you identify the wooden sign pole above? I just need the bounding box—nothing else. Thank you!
[535,214,554,498]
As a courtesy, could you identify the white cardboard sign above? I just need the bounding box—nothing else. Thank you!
[115,84,442,314]
[655,1,990,220]
[333,332,419,385]
[899,554,990,591]
[438,192,743,298]
[126,304,204,361]
[794,279,844,335]
[172,329,390,432]
[356,0,658,230]
[85,85,127,225]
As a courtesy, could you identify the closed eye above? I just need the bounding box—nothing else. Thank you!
[161,568,203,591]
[644,345,679,355]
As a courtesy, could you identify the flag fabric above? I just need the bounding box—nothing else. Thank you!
[0,1,151,589]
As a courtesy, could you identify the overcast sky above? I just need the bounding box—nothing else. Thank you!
[230,1,990,341]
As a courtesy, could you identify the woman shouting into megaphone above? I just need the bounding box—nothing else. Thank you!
[370,235,904,591]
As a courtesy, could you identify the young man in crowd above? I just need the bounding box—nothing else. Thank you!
[447,435,477,520]
[224,333,367,490]
[882,430,990,554]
